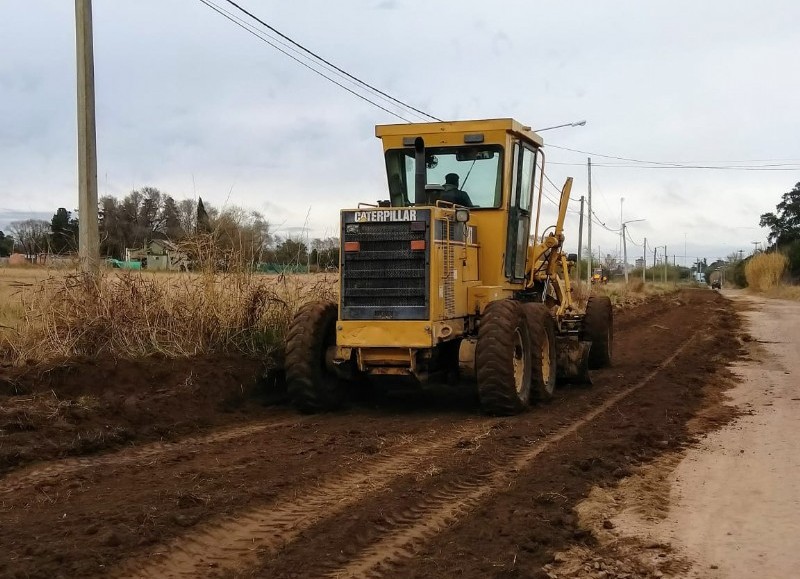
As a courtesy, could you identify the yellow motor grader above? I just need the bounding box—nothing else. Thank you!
[285,118,612,415]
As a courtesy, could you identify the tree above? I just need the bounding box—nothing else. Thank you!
[274,237,307,265]
[9,219,51,257]
[50,208,79,254]
[93,187,272,266]
[99,187,198,258]
[0,231,13,257]
[317,237,339,269]
[760,182,800,246]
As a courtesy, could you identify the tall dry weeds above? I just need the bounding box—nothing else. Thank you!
[745,252,787,292]
[0,270,337,366]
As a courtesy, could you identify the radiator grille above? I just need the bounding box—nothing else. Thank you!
[341,219,429,320]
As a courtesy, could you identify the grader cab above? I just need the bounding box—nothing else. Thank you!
[285,118,612,415]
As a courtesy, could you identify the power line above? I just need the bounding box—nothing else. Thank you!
[591,210,620,233]
[218,0,441,122]
[206,0,429,121]
[546,143,800,169]
[540,180,583,214]
[543,171,582,206]
[625,227,642,247]
[548,161,800,171]
[197,0,413,122]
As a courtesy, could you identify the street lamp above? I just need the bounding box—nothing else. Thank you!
[621,218,646,283]
[534,120,587,132]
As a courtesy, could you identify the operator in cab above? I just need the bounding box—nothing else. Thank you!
[441,173,474,207]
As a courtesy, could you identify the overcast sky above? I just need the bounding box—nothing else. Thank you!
[2,0,799,265]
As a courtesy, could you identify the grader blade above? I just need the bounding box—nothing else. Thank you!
[555,338,592,385]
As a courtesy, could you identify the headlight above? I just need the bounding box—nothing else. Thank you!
[345,224,360,234]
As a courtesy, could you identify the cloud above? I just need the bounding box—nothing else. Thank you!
[0,0,797,257]
[0,210,53,232]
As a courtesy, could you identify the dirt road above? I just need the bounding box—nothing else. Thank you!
[570,291,800,579]
[0,289,740,578]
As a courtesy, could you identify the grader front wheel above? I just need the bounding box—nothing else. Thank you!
[476,300,532,415]
[584,296,613,369]
[285,301,344,413]
[522,303,557,401]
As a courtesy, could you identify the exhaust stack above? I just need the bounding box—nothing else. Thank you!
[414,137,426,205]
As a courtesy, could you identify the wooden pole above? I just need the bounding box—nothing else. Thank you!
[577,195,584,282]
[586,158,592,284]
[76,0,100,273]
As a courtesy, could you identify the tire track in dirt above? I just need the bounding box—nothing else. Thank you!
[0,417,304,495]
[111,421,496,579]
[328,333,700,579]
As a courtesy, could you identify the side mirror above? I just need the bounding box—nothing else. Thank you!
[567,253,578,262]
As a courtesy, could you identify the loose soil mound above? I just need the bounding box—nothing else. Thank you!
[0,356,269,473]
[0,289,743,579]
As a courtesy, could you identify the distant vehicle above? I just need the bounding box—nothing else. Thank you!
[711,279,721,290]
[591,267,609,285]
[694,272,706,284]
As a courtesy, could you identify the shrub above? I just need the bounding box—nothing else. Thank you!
[744,252,788,292]
[783,240,800,280]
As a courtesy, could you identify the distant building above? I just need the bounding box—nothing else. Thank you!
[125,240,190,271]
[635,257,645,269]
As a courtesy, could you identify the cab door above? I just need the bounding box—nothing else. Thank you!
[504,142,537,282]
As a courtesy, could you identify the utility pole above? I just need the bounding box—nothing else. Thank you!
[76,0,100,274]
[663,245,668,282]
[653,247,657,283]
[577,195,584,282]
[619,196,624,262]
[586,158,592,285]
[622,223,629,283]
[642,237,647,282]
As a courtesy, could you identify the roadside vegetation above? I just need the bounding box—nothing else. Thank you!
[744,252,787,292]
[588,278,679,308]
[0,266,335,367]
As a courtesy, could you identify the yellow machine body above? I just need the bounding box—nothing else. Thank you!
[333,119,578,379]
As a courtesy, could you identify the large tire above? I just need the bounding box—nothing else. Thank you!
[521,303,557,401]
[584,296,613,369]
[476,300,532,415]
[285,301,343,413]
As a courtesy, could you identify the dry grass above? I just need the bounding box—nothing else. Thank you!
[745,252,788,292]
[764,285,800,301]
[590,280,679,308]
[2,262,683,368]
[0,391,100,433]
[0,268,336,366]
[0,268,52,331]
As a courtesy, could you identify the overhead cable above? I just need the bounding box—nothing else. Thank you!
[546,144,800,171]
[625,228,642,247]
[197,0,415,122]
[219,0,442,122]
